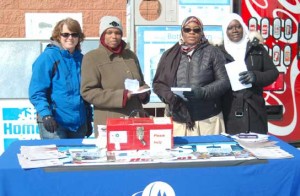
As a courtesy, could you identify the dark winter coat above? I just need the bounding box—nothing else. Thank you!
[153,42,230,123]
[220,37,279,134]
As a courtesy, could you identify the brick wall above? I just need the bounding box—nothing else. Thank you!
[0,0,127,38]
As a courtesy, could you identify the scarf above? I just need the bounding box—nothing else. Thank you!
[153,43,194,129]
[179,16,207,54]
[100,35,124,54]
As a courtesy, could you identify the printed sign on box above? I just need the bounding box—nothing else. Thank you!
[106,117,173,151]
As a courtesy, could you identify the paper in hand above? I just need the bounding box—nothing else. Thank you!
[124,78,151,94]
[171,87,191,101]
[225,61,252,91]
[124,79,139,91]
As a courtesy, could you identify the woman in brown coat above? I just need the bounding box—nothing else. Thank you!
[80,16,150,137]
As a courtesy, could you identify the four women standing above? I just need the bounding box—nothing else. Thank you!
[29,14,279,138]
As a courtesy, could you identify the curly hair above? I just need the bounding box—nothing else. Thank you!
[51,17,85,50]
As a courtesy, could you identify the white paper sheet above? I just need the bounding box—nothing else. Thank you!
[225,61,252,91]
[171,87,191,101]
[124,78,151,94]
[131,88,151,94]
[124,78,139,91]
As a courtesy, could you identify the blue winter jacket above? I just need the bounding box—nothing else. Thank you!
[29,42,89,131]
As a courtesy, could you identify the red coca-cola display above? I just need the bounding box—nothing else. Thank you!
[241,0,300,142]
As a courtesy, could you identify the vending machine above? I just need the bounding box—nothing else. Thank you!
[240,0,300,143]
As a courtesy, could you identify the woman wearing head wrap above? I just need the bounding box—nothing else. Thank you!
[219,13,279,134]
[80,16,150,137]
[153,16,230,136]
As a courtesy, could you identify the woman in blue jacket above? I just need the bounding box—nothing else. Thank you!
[29,18,93,139]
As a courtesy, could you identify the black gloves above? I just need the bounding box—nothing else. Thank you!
[239,71,256,84]
[138,91,151,104]
[183,87,205,100]
[171,100,188,123]
[42,115,58,133]
[86,121,93,138]
[170,97,195,130]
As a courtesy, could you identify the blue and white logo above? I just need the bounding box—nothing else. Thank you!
[132,181,175,196]
[2,108,35,121]
[2,107,39,136]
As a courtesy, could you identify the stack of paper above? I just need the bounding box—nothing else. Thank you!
[69,148,107,164]
[232,133,294,159]
[17,144,65,169]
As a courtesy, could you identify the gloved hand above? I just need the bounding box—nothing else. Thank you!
[171,100,188,123]
[239,71,256,84]
[42,115,57,133]
[138,91,150,104]
[183,87,205,100]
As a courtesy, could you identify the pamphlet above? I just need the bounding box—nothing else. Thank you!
[18,145,65,169]
[124,78,139,91]
[225,61,252,91]
[131,88,151,94]
[124,78,151,94]
[232,133,294,159]
[171,87,191,101]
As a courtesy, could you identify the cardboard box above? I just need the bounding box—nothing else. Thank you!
[106,117,173,151]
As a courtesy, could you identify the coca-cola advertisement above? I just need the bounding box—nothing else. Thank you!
[241,0,300,142]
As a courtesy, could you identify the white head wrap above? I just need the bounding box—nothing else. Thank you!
[222,13,249,62]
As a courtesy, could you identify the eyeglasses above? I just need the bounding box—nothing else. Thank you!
[182,27,201,34]
[60,33,80,38]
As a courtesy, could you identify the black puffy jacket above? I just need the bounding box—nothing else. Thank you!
[153,42,230,121]
[219,37,279,134]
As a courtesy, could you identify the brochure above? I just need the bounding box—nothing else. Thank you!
[225,61,252,91]
[171,87,191,101]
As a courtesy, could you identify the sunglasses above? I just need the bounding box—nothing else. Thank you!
[60,33,80,38]
[182,27,201,34]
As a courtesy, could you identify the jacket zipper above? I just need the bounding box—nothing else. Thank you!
[250,55,254,66]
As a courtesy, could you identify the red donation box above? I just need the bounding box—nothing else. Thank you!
[106,117,173,151]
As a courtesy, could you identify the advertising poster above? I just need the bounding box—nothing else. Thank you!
[0,100,40,155]
[178,0,232,26]
[25,13,82,39]
[240,0,300,142]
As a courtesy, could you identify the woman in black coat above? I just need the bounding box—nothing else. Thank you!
[219,13,279,134]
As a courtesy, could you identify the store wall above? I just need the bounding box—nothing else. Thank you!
[0,0,127,38]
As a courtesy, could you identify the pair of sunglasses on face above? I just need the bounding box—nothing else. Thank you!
[60,32,80,38]
[182,27,201,34]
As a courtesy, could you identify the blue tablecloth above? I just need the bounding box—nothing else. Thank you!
[0,135,300,196]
